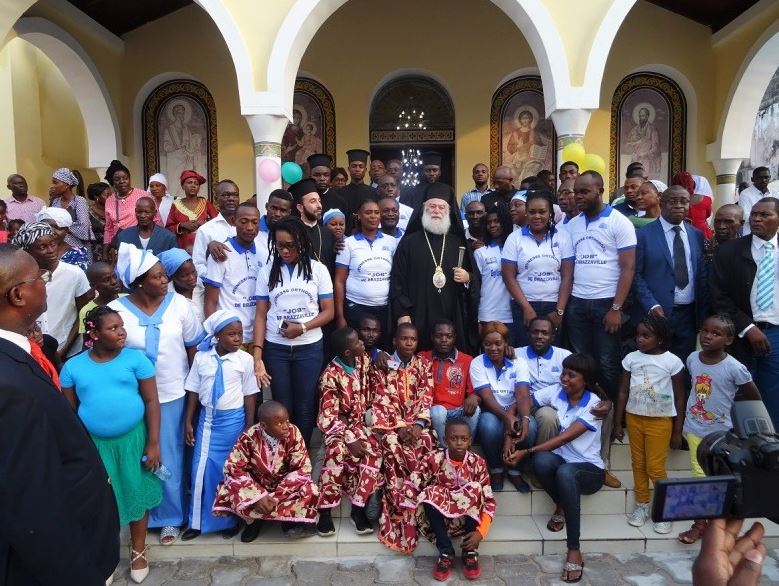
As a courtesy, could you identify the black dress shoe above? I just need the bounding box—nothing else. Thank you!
[180,528,201,541]
[221,523,242,539]
[240,521,264,543]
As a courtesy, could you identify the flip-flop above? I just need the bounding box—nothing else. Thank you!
[546,514,565,532]
[562,561,584,583]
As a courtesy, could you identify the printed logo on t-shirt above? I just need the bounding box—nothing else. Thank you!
[447,365,464,390]
[689,374,722,424]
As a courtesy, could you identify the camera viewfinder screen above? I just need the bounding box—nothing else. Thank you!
[661,480,731,520]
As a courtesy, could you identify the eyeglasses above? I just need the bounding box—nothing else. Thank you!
[275,242,299,251]
[4,269,50,299]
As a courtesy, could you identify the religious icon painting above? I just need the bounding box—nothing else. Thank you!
[610,72,686,188]
[142,79,218,200]
[283,78,336,173]
[490,76,556,182]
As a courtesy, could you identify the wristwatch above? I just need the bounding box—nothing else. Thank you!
[301,323,307,334]
[611,303,622,312]
[556,307,565,316]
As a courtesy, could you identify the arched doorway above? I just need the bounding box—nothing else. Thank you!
[369,74,455,185]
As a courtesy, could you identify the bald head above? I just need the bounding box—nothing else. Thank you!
[493,165,514,194]
[714,203,745,243]
[0,245,46,332]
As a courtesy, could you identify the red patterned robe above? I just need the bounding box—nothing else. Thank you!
[414,449,496,544]
[372,355,435,553]
[317,354,383,509]
[212,423,318,523]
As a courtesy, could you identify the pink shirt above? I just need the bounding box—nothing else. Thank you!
[4,194,45,224]
[103,188,161,244]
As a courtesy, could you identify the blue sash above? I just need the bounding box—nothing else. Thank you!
[118,292,175,363]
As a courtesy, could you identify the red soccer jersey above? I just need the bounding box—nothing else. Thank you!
[419,350,474,410]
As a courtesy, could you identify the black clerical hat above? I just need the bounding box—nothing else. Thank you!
[288,178,318,202]
[307,153,332,170]
[346,149,370,163]
[421,151,442,167]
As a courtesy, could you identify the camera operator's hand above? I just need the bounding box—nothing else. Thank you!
[693,518,765,586]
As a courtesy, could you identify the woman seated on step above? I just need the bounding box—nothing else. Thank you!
[503,353,605,584]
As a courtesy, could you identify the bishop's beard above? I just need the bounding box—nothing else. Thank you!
[422,211,451,236]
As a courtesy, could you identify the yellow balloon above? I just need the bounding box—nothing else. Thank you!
[561,143,586,167]
[582,153,606,175]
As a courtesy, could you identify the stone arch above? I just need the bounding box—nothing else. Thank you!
[13,17,121,169]
[717,20,779,160]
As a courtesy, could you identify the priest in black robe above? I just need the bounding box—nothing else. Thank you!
[335,149,379,231]
[307,153,348,215]
[288,178,336,273]
[390,182,478,353]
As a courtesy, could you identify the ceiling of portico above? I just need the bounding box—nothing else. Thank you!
[65,0,759,36]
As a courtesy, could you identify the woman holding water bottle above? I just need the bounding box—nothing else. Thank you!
[60,305,163,584]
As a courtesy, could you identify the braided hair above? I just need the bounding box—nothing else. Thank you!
[267,216,314,291]
[83,305,121,347]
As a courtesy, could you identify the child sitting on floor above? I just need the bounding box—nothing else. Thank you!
[316,327,383,537]
[213,400,319,541]
[372,322,435,554]
[181,310,260,541]
[416,418,495,581]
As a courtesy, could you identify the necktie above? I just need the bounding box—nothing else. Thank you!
[757,242,775,310]
[672,226,689,290]
[211,355,226,408]
[29,340,61,391]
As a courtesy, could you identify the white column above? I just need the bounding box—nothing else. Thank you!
[550,108,592,172]
[245,113,289,210]
[710,157,743,209]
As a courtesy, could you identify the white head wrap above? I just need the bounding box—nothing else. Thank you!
[649,180,668,192]
[511,190,528,202]
[36,206,74,228]
[115,242,160,289]
[199,309,242,350]
[693,175,714,199]
[147,173,169,192]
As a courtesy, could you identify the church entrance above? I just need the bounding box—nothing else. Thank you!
[369,75,455,187]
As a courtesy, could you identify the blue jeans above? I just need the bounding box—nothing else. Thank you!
[264,339,323,446]
[750,325,779,428]
[532,451,605,550]
[565,296,622,400]
[477,409,537,474]
[430,404,480,448]
[511,300,559,348]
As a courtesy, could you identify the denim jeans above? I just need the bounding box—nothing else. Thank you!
[532,451,605,550]
[511,299,559,348]
[477,409,537,474]
[430,404,480,448]
[264,339,323,446]
[750,325,779,428]
[423,503,478,555]
[565,296,622,400]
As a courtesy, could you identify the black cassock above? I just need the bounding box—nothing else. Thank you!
[390,229,478,354]
[0,338,119,585]
[304,221,335,274]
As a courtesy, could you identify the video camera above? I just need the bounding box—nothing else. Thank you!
[652,401,779,524]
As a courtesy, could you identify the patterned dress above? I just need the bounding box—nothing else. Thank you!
[166,197,219,250]
[212,423,319,523]
[414,449,496,545]
[372,355,435,553]
[317,354,383,510]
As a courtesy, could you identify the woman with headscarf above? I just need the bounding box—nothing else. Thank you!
[50,167,95,260]
[165,170,218,250]
[390,182,478,353]
[147,173,176,226]
[36,207,90,271]
[87,181,112,262]
[158,248,205,324]
[103,160,155,246]
[109,243,205,546]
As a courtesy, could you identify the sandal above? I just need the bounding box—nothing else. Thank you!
[547,513,565,532]
[562,561,584,583]
[159,525,180,545]
[129,546,149,584]
[678,519,707,544]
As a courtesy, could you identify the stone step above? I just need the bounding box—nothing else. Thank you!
[125,515,779,560]
[610,441,693,471]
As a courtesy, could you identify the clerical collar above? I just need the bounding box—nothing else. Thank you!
[302,218,318,228]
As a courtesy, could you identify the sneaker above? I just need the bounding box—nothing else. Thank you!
[462,550,481,580]
[350,507,374,535]
[627,502,650,527]
[317,510,336,537]
[433,553,454,581]
[365,490,382,521]
[604,470,622,488]
[653,521,672,534]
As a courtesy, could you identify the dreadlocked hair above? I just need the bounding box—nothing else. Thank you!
[268,216,314,291]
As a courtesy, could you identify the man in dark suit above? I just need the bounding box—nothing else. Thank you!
[711,197,779,425]
[0,244,119,585]
[633,186,707,363]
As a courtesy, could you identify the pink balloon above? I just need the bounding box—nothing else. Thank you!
[258,159,280,183]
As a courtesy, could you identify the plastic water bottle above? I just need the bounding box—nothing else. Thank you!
[141,456,173,481]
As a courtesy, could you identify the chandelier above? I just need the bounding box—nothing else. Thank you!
[396,106,427,130]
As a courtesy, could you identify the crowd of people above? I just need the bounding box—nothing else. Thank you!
[1,150,777,585]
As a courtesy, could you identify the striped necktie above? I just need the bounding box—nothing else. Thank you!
[756,241,775,310]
